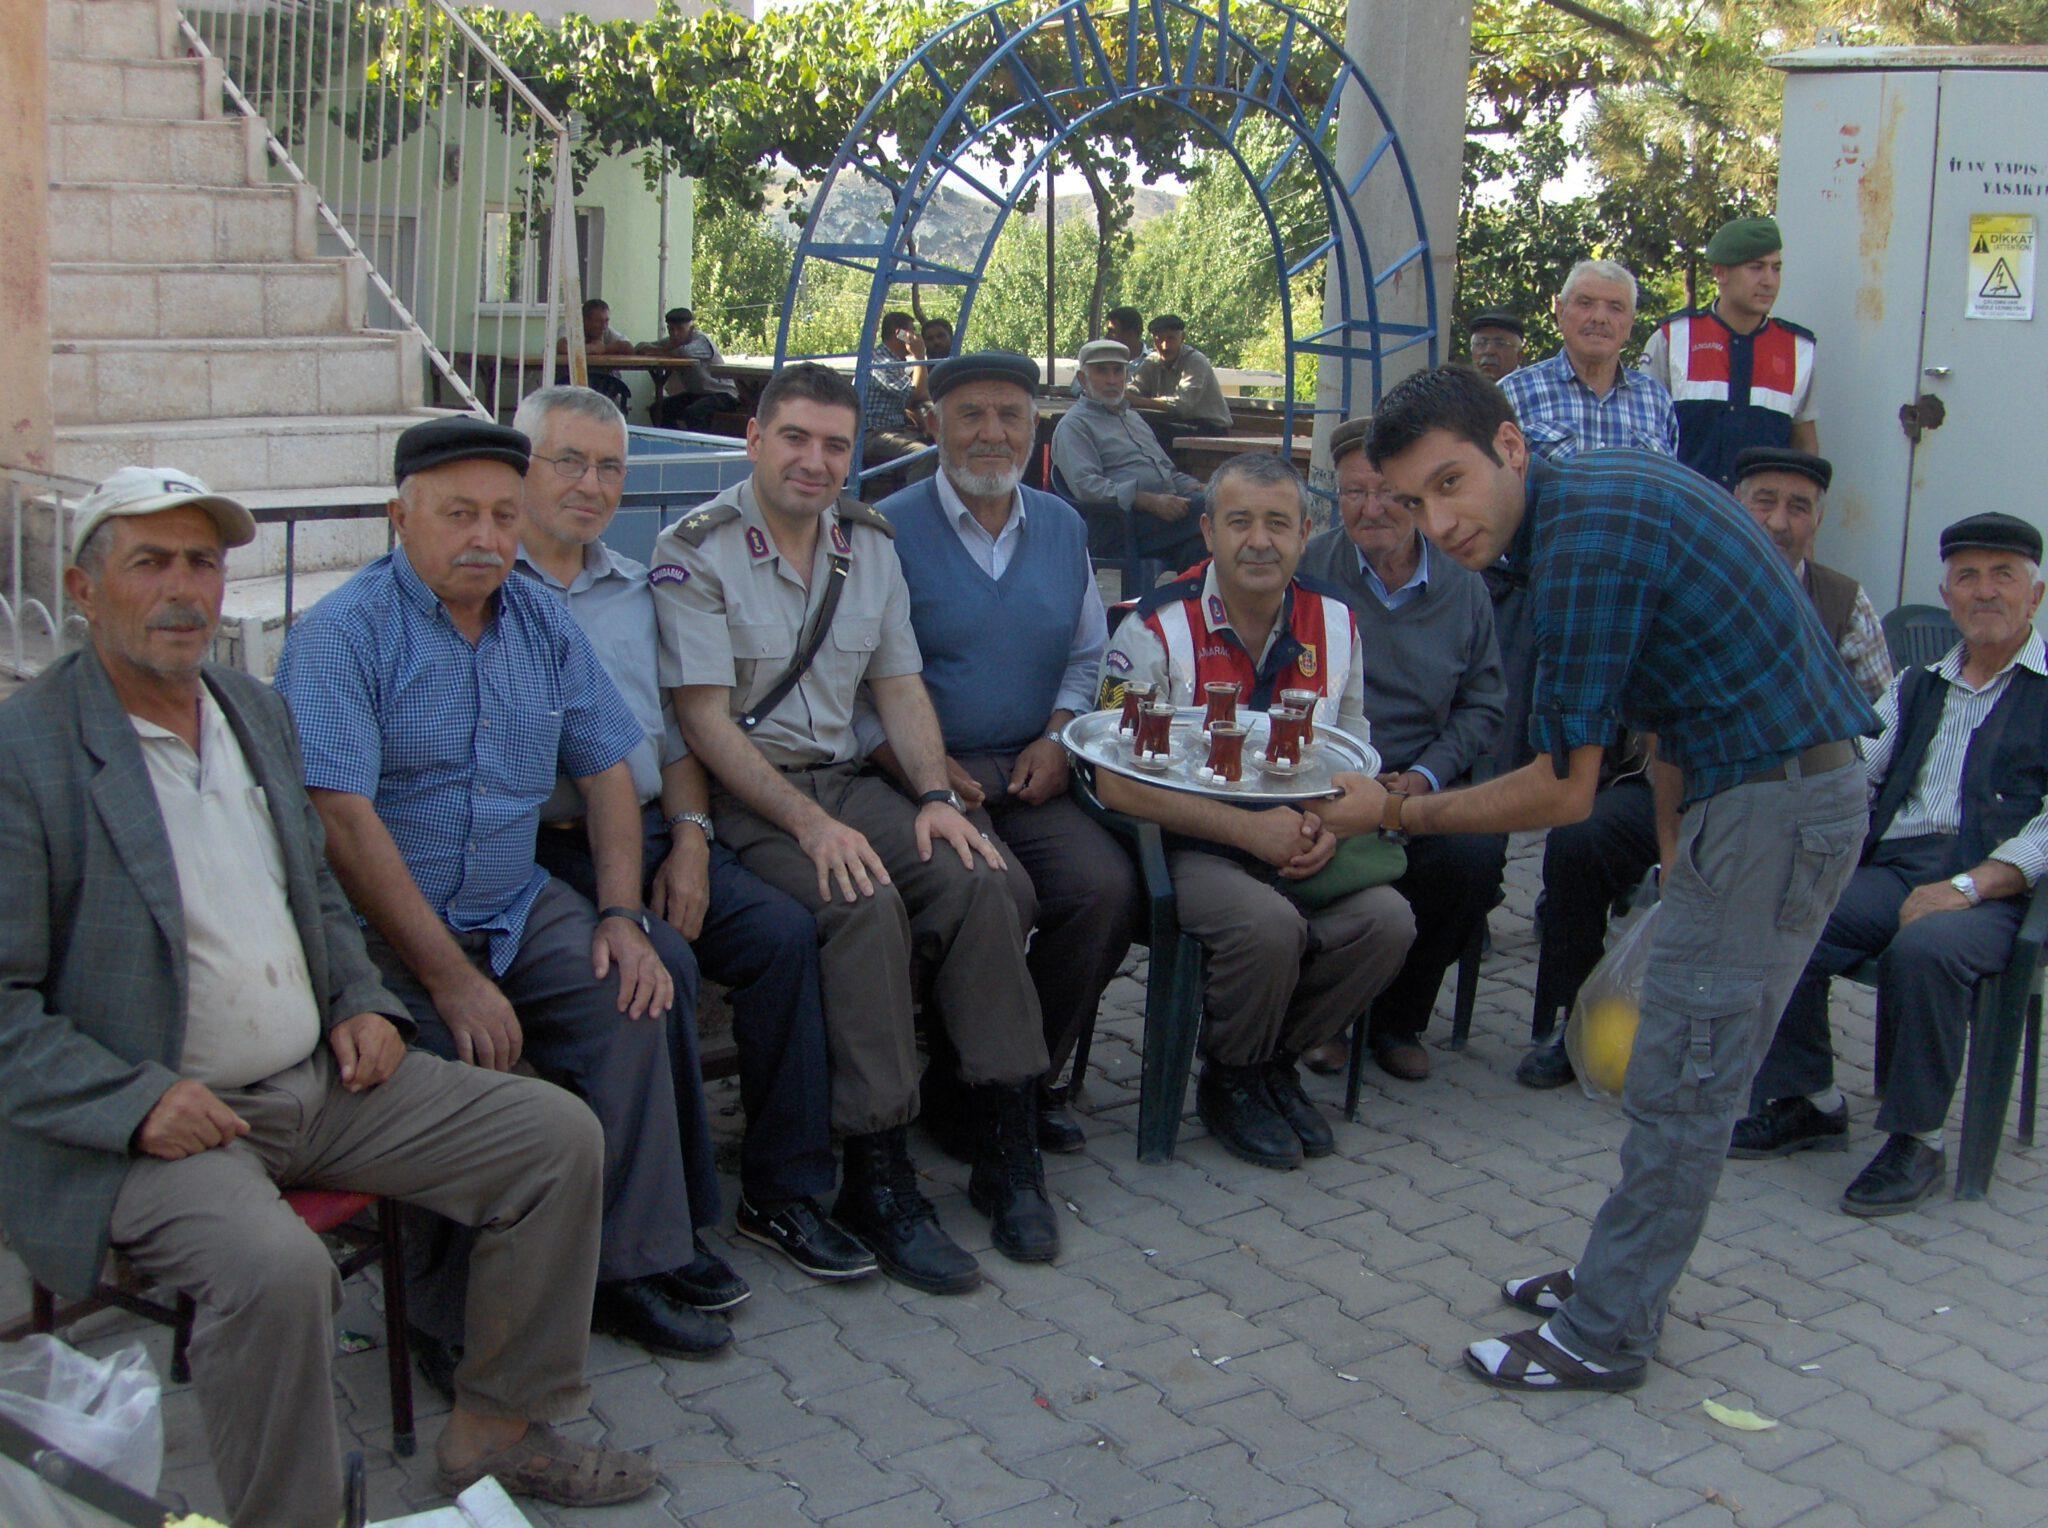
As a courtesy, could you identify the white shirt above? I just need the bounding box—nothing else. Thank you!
[935,467,1031,581]
[133,689,324,1090]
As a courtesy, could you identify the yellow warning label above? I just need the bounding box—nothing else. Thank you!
[1967,213,2035,320]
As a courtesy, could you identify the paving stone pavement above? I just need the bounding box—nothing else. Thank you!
[8,832,2048,1525]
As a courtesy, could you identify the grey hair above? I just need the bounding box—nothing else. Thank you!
[1561,257,1639,308]
[512,385,629,448]
[1204,452,1308,518]
[72,521,113,577]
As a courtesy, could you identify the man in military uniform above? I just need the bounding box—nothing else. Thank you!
[654,363,1059,1295]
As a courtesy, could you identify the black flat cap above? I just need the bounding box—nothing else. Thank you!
[1732,446,1832,492]
[1941,511,2042,563]
[1468,310,1525,336]
[1330,415,1373,462]
[394,417,532,486]
[928,350,1041,401]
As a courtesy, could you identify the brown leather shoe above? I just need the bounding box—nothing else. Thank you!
[1300,1036,1349,1076]
[1371,1036,1431,1082]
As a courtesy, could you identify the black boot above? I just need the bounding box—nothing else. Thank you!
[969,1083,1061,1263]
[833,1127,982,1295]
[918,1056,976,1164]
[1196,1059,1303,1169]
[1264,1051,1336,1158]
[1036,1079,1087,1154]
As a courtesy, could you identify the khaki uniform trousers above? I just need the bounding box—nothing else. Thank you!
[108,1049,602,1528]
[1167,849,1417,1068]
[712,764,1048,1135]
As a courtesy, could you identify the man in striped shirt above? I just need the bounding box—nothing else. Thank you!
[1732,512,2048,1215]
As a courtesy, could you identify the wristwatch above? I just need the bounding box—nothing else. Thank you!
[918,788,965,812]
[668,809,715,845]
[1951,873,1982,906]
[1379,789,1409,844]
[598,906,651,935]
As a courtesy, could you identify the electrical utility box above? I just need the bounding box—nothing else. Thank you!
[1772,46,2047,611]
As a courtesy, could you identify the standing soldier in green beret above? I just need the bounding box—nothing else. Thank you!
[1640,215,1820,488]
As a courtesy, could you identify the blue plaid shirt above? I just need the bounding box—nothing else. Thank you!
[1516,451,1878,805]
[860,345,920,448]
[276,546,642,973]
[1500,352,1680,462]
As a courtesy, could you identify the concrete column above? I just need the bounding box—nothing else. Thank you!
[0,0,53,472]
[1311,0,1472,485]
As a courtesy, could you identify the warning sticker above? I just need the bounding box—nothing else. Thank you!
[1967,213,2035,320]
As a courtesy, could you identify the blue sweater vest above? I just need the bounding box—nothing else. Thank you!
[878,478,1091,754]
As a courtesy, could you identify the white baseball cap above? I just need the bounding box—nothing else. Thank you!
[1077,339,1133,367]
[72,467,257,559]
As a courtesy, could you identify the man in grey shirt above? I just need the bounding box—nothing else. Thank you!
[1051,338,1208,573]
[1132,313,1233,437]
[642,308,739,432]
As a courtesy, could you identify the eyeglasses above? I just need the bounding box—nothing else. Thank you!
[1336,487,1395,507]
[534,452,626,485]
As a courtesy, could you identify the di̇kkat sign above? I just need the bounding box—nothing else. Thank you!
[1967,214,2035,321]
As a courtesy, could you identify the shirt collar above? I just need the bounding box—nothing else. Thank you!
[129,682,228,755]
[1936,628,2048,687]
[934,466,1025,538]
[1198,564,1296,664]
[515,537,630,595]
[1356,534,1430,599]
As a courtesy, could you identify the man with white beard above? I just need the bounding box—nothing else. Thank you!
[1051,338,1209,574]
[871,352,1141,1153]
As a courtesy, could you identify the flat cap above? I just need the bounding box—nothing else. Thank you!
[73,465,255,556]
[1329,415,1373,462]
[1468,310,1525,337]
[1941,511,2042,564]
[1705,215,1783,265]
[1077,338,1133,367]
[929,350,1040,400]
[394,416,531,486]
[1732,446,1832,492]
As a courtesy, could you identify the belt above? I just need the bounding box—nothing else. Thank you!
[540,818,580,833]
[1744,738,1856,785]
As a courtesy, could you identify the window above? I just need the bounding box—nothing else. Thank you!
[478,205,601,312]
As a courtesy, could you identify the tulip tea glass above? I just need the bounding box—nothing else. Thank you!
[1117,680,1157,736]
[1203,722,1249,784]
[1279,689,1319,747]
[1134,700,1176,765]
[1264,706,1307,771]
[1202,681,1240,733]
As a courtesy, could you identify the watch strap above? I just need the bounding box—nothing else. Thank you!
[917,788,957,808]
[598,905,648,931]
[1380,789,1409,837]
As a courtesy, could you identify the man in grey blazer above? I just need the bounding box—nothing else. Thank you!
[0,468,654,1523]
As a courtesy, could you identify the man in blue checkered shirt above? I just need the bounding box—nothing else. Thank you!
[1499,258,1679,462]
[1324,365,1876,1394]
[277,416,735,1375]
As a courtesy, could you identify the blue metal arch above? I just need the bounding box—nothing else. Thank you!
[774,0,1438,486]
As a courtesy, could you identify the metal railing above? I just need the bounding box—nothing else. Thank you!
[178,0,588,415]
[2,468,94,680]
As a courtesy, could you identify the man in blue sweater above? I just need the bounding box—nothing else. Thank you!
[871,353,1140,1152]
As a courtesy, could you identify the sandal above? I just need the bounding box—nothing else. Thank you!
[1464,1326,1645,1393]
[1501,1266,1575,1315]
[436,1421,658,1507]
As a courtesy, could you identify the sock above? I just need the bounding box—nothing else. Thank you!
[1915,1128,1944,1150]
[1807,1086,1845,1114]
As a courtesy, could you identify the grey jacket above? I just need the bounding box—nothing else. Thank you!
[0,648,405,1296]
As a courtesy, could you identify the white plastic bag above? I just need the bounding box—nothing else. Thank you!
[0,1335,163,1496]
[1565,900,1661,1102]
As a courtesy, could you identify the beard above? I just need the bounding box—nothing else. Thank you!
[944,452,1025,501]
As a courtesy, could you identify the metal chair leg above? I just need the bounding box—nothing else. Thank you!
[1343,1005,1370,1123]
[1067,1020,1096,1104]
[170,1294,195,1385]
[376,1199,416,1458]
[1449,921,1485,1051]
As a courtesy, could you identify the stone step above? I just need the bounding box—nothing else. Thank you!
[49,115,265,189]
[47,0,176,62]
[47,56,219,122]
[54,408,453,496]
[53,334,425,426]
[51,257,368,341]
[218,562,383,679]
[50,180,316,264]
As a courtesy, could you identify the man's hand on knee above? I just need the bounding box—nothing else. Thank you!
[797,813,892,904]
[430,970,524,1071]
[329,1012,407,1092]
[135,1079,249,1160]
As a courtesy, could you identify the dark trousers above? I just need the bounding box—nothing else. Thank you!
[1531,777,1659,1034]
[1083,501,1208,580]
[1372,830,1509,1042]
[653,392,726,431]
[538,807,835,1207]
[1749,834,2025,1132]
[364,877,701,1342]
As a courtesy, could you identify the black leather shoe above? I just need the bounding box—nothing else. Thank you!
[736,1195,877,1281]
[409,1325,461,1401]
[1196,1061,1303,1170]
[592,1275,733,1359]
[834,1127,982,1295]
[1842,1134,1945,1217]
[1037,1081,1087,1155]
[664,1234,752,1311]
[1515,1036,1574,1090]
[970,1083,1061,1263]
[1263,1053,1335,1158]
[1729,1096,1849,1159]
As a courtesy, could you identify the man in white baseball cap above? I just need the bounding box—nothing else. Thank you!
[70,465,257,558]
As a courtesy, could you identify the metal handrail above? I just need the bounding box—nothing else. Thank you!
[1,467,94,680]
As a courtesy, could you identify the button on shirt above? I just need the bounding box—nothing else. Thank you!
[277,546,643,973]
[133,687,323,1090]
[1868,630,2048,883]
[1500,352,1680,462]
[652,479,923,768]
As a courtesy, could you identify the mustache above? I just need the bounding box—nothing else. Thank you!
[451,550,506,569]
[146,605,210,632]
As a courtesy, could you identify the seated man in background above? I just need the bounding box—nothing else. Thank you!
[1466,310,1526,384]
[1095,453,1416,1168]
[513,386,871,1288]
[558,296,636,413]
[1130,313,1234,444]
[871,352,1140,1153]
[0,468,651,1522]
[861,310,935,475]
[276,418,728,1371]
[920,315,956,359]
[1298,417,1507,1082]
[1070,306,1146,397]
[1052,337,1209,575]
[1732,513,2046,1216]
[641,307,740,432]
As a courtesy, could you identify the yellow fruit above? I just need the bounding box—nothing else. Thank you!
[1578,996,1639,1095]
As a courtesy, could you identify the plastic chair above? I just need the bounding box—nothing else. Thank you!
[1880,603,1961,669]
[1051,464,1164,595]
[27,1191,416,1457]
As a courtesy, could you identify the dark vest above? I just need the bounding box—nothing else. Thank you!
[1866,662,2048,868]
[1804,560,1860,650]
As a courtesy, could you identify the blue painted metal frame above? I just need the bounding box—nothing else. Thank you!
[774,0,1438,489]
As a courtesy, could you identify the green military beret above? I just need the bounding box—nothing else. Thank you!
[1330,415,1373,462]
[1705,216,1783,266]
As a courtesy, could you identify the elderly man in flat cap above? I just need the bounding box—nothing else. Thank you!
[1052,337,1210,575]
[1465,311,1526,384]
[1733,511,2047,1215]
[1641,214,1819,487]
[0,467,652,1520]
[276,417,733,1377]
[869,351,1140,1152]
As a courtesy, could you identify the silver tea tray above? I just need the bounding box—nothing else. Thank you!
[1062,706,1381,802]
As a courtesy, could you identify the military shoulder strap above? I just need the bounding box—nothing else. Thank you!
[835,496,897,539]
[670,500,742,548]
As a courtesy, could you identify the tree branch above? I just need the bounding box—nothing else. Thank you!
[1536,0,1662,53]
